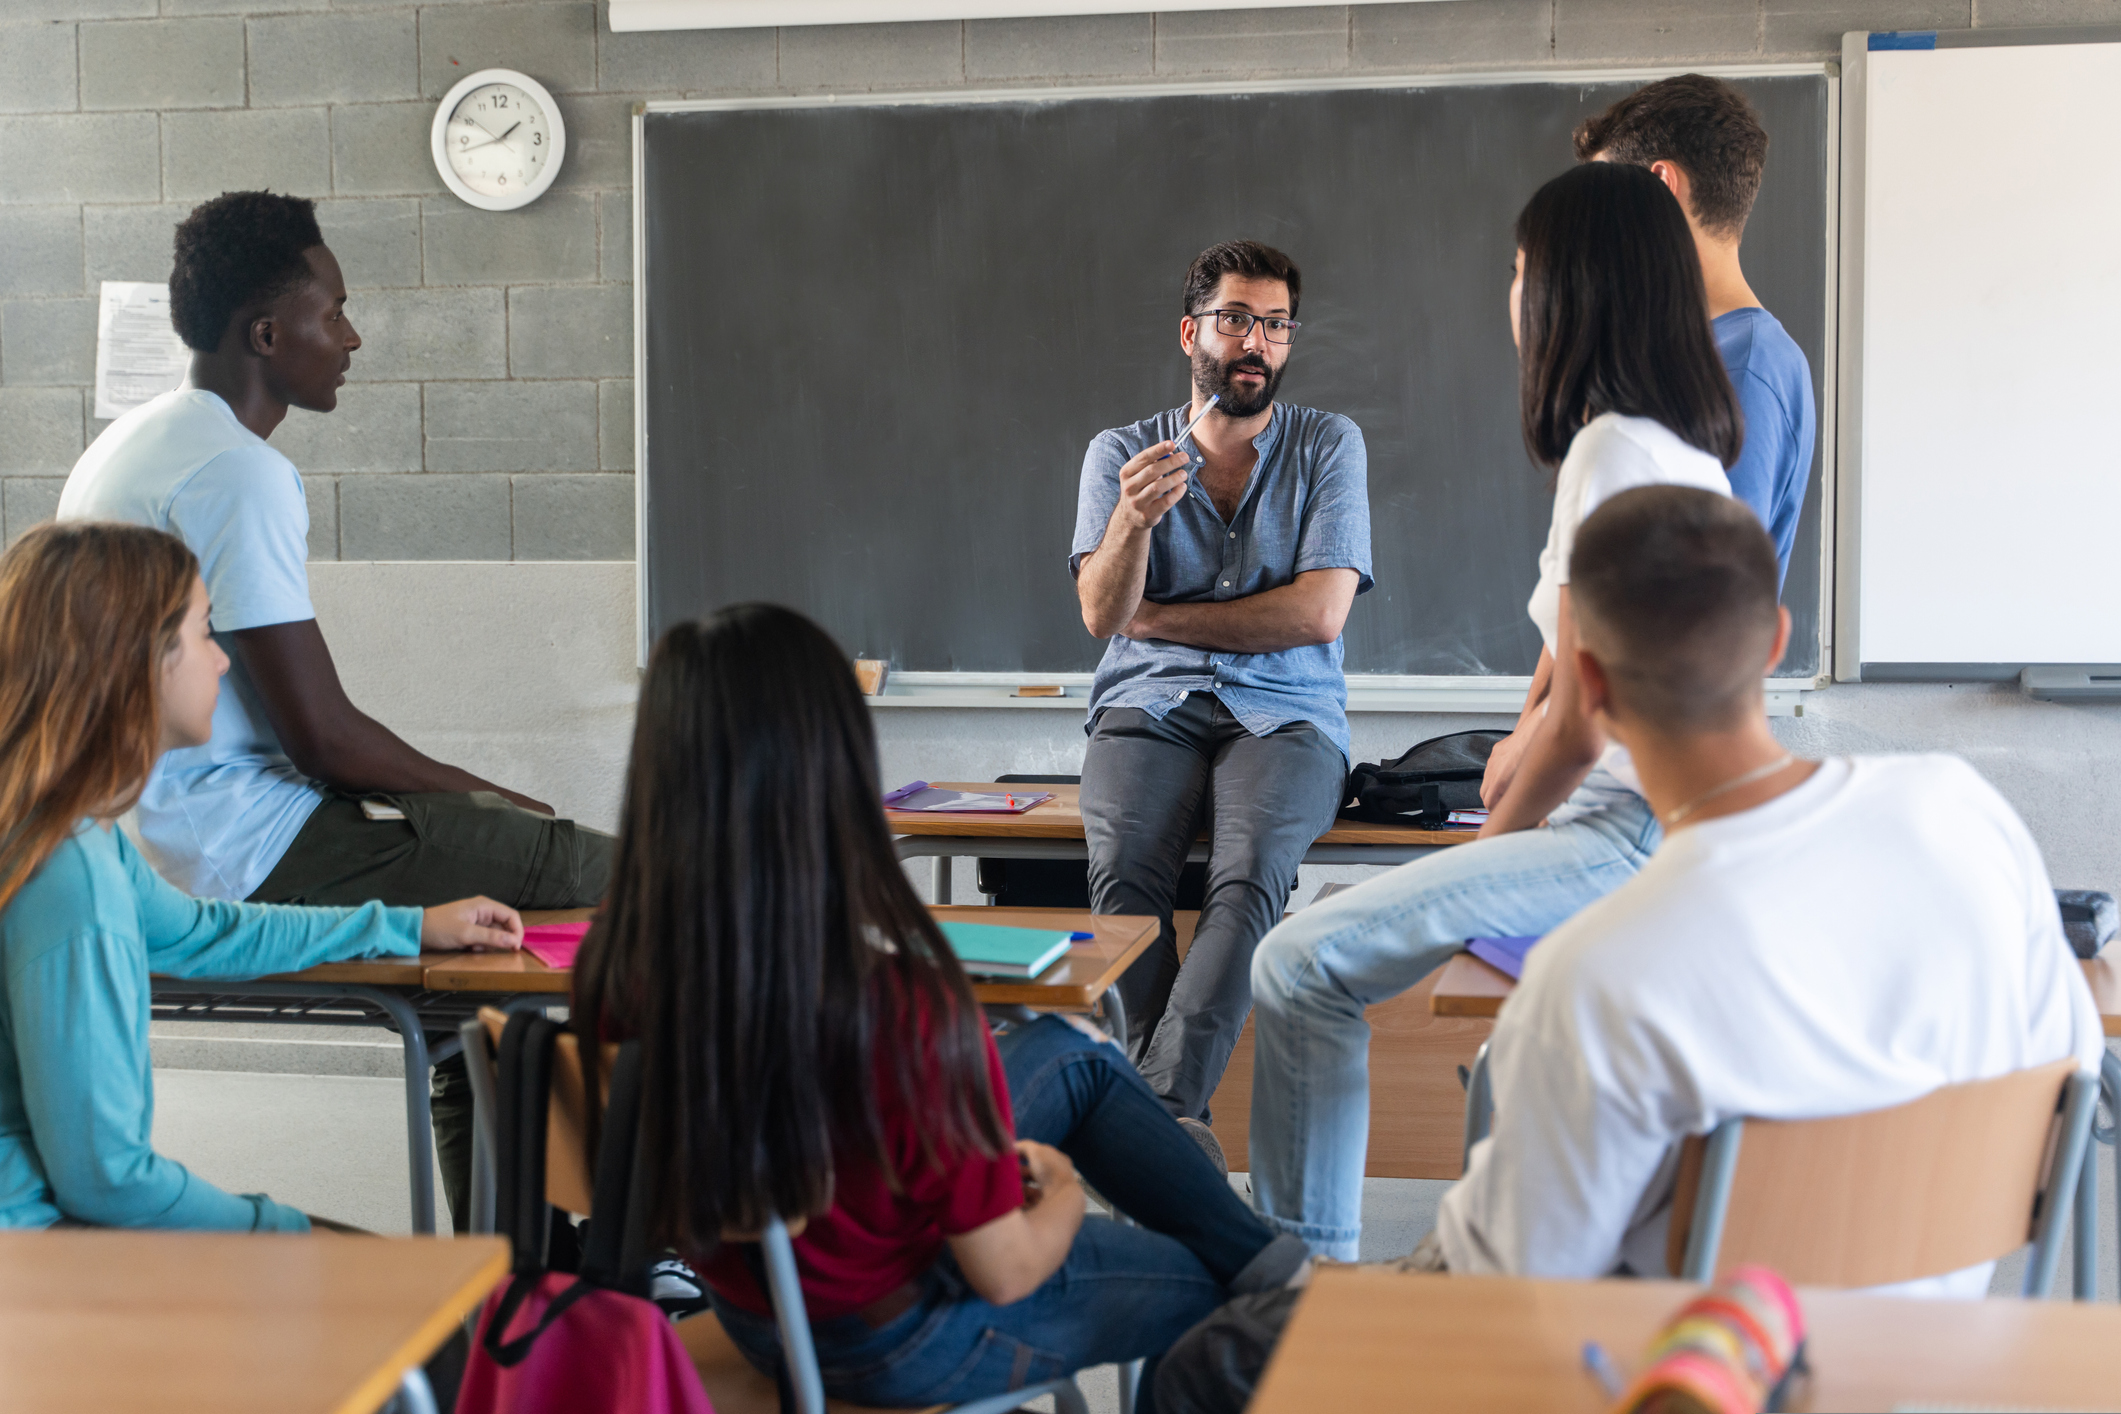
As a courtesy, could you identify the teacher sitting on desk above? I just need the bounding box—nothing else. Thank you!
[1071,239,1372,1167]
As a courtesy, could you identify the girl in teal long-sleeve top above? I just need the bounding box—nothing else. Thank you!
[0,522,524,1232]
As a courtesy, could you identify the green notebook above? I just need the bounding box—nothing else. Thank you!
[938,921,1075,979]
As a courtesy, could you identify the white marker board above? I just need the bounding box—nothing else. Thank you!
[1840,33,2121,678]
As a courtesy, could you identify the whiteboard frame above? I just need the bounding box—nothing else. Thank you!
[633,62,1835,709]
[1835,24,2121,681]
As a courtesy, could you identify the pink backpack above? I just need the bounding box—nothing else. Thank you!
[455,1017,714,1414]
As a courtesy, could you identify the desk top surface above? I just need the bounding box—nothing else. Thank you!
[1250,1265,2121,1412]
[1432,950,2121,1035]
[887,782,1471,847]
[253,906,1157,1009]
[0,1229,507,1414]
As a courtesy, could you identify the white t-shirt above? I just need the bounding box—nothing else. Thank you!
[59,389,325,900]
[1437,755,2103,1299]
[1525,413,1731,794]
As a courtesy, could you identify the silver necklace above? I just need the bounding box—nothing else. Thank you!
[1662,754,1797,827]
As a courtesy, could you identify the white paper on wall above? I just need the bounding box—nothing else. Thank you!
[93,281,191,421]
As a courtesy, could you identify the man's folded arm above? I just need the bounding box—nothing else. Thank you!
[1122,567,1358,655]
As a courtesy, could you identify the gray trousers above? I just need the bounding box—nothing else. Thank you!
[1080,693,1345,1122]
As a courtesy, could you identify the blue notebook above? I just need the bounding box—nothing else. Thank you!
[1465,935,1541,980]
[938,921,1075,979]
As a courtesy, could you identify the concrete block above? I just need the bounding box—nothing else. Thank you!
[597,18,777,94]
[598,189,631,283]
[86,389,112,443]
[0,388,85,475]
[552,92,633,192]
[343,287,506,382]
[1353,0,1555,69]
[314,199,421,291]
[0,208,83,299]
[0,114,161,204]
[965,14,1154,80]
[332,103,448,198]
[272,381,422,474]
[420,3,597,99]
[1555,0,1762,59]
[3,478,65,546]
[423,379,597,473]
[248,13,417,107]
[84,204,188,286]
[79,17,244,111]
[338,473,513,560]
[421,191,596,286]
[11,0,151,17]
[512,473,631,560]
[304,475,336,561]
[0,23,79,113]
[779,21,967,90]
[599,378,632,471]
[160,0,325,13]
[0,298,94,385]
[1975,0,2121,23]
[164,108,332,202]
[1765,0,1969,55]
[1154,7,1351,75]
[508,284,629,379]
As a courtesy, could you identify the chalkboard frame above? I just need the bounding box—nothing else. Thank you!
[632,62,1837,709]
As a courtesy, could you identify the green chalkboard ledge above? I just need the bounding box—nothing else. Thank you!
[863,673,1815,717]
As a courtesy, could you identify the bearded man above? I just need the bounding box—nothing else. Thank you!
[1069,239,1373,1162]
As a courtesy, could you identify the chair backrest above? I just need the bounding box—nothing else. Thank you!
[1667,1058,2093,1290]
[482,1006,597,1215]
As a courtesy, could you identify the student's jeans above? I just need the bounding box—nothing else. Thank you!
[1079,694,1346,1121]
[248,789,615,1232]
[1248,769,1661,1259]
[708,1016,1304,1411]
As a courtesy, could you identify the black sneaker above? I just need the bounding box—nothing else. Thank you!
[647,1256,713,1321]
[1177,1117,1229,1178]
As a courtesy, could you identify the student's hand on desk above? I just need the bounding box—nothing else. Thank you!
[1015,1139,1078,1209]
[420,897,525,952]
[1115,441,1191,532]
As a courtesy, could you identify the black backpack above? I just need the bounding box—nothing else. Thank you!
[1341,730,1509,827]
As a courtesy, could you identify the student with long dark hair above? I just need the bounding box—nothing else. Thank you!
[572,603,1306,1410]
[0,522,520,1232]
[1243,162,1743,1261]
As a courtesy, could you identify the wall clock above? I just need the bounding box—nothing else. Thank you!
[431,68,566,211]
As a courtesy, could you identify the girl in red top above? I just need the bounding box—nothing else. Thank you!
[573,604,1306,1410]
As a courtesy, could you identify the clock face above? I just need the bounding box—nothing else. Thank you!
[445,82,550,199]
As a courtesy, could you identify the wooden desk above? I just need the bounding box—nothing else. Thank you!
[1250,1265,2121,1412]
[0,1229,506,1414]
[888,781,1470,904]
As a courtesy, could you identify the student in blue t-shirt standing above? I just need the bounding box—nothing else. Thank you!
[1574,73,1818,584]
[58,192,612,1232]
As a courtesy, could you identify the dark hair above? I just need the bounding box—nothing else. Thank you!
[1514,162,1743,472]
[1570,485,1781,730]
[1573,74,1770,238]
[571,603,1008,1251]
[1183,239,1301,318]
[168,191,325,352]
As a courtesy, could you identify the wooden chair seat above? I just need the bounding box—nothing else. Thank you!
[675,1311,944,1414]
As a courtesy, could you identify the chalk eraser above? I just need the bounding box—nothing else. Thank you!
[1014,685,1064,697]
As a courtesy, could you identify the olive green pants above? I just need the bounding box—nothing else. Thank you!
[248,790,615,1232]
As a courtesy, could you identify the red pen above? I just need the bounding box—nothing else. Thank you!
[1005,794,1017,809]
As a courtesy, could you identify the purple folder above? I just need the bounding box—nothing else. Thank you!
[1465,935,1541,980]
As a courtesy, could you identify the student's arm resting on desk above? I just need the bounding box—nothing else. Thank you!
[230,620,553,815]
[946,1140,1086,1305]
[1480,590,1604,837]
[1121,567,1360,653]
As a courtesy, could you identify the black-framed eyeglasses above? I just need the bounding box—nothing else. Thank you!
[1194,308,1301,344]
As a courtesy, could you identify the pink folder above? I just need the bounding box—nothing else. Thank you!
[523,921,592,969]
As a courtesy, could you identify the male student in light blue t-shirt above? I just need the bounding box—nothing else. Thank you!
[59,191,611,1232]
[1576,72,1818,584]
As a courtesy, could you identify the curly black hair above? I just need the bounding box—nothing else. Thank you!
[168,191,325,352]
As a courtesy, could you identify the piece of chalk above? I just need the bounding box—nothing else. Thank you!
[1015,685,1064,697]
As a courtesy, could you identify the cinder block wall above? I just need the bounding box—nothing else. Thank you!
[0,0,2089,562]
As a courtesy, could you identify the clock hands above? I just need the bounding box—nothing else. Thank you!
[460,120,523,154]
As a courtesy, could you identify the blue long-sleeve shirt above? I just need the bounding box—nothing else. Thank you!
[0,820,421,1231]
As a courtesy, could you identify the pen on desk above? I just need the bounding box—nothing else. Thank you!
[1581,1341,1624,1399]
[1005,794,1017,809]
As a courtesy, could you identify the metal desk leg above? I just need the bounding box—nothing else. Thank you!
[395,1368,439,1414]
[2104,1049,2121,1302]
[932,853,953,905]
[1099,984,1130,1053]
[2077,1133,2100,1301]
[346,985,445,1236]
[1462,1042,1494,1171]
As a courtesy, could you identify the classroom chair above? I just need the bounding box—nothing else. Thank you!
[463,1010,1093,1414]
[1668,1057,2098,1297]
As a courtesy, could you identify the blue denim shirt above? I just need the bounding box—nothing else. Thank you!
[1070,402,1373,762]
